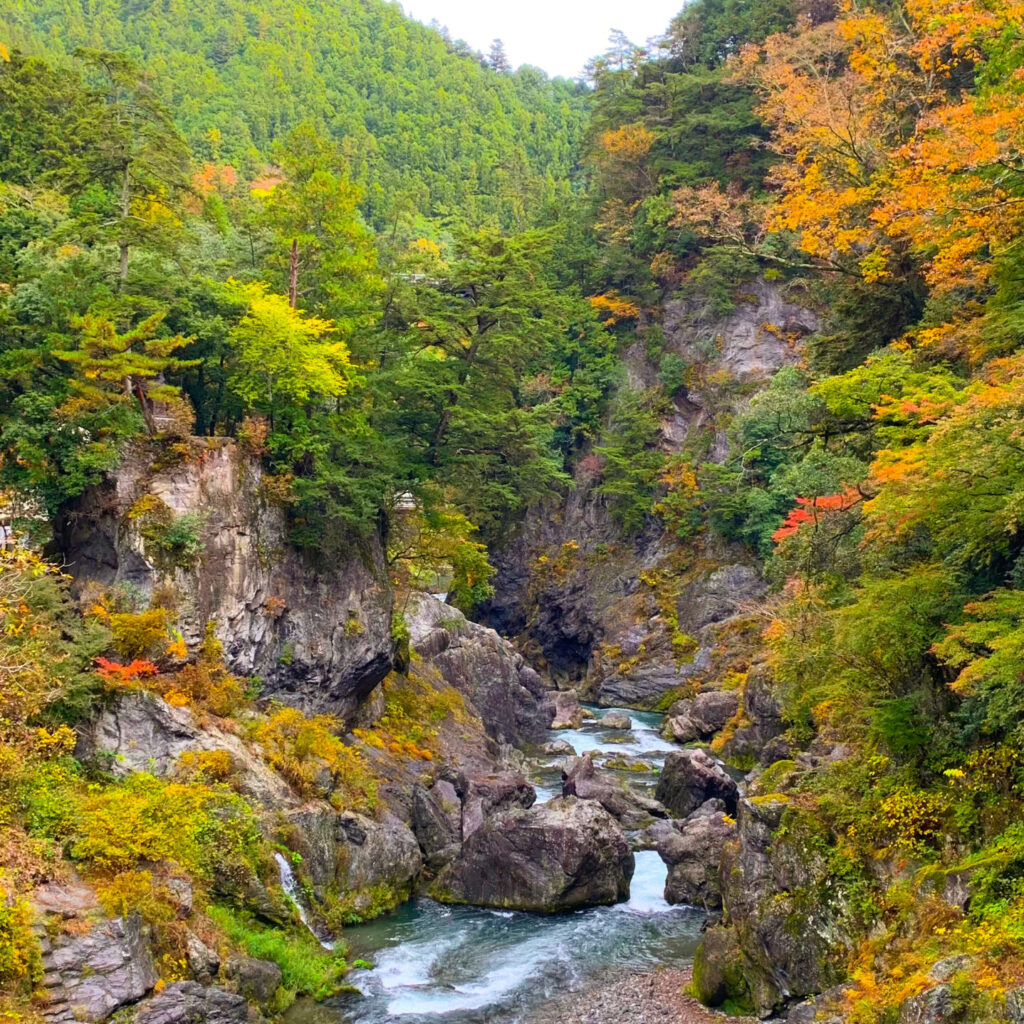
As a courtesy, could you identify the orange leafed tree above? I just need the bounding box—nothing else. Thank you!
[738,0,1024,310]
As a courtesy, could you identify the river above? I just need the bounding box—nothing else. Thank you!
[289,707,703,1024]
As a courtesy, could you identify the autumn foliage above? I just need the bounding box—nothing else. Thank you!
[772,488,862,543]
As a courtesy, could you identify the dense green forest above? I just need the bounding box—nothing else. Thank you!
[5,0,1024,1019]
[0,0,589,228]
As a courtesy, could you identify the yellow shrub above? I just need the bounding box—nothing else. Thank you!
[164,661,246,717]
[96,870,173,924]
[72,774,261,878]
[175,749,236,783]
[109,609,172,660]
[871,788,948,857]
[253,709,377,812]
[0,875,41,990]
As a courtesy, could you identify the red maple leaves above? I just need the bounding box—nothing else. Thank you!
[772,488,862,543]
[94,657,160,683]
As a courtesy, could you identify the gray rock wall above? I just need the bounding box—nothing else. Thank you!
[55,438,393,720]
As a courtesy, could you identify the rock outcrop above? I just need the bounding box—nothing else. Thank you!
[283,803,422,906]
[663,690,740,743]
[55,438,393,721]
[405,591,551,745]
[39,914,157,1024]
[655,749,738,818]
[695,795,855,1016]
[410,778,463,870]
[135,982,249,1024]
[656,809,736,909]
[719,662,789,766]
[432,796,634,912]
[76,691,296,807]
[561,753,665,830]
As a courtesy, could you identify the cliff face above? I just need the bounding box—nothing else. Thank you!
[483,279,816,706]
[55,438,394,720]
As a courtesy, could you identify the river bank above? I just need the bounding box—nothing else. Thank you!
[525,967,755,1024]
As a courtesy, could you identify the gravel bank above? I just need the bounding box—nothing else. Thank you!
[525,967,755,1024]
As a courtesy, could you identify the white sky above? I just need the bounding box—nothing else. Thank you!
[400,0,685,79]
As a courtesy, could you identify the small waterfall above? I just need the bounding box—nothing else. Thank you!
[274,852,335,950]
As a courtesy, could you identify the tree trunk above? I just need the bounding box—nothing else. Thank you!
[132,378,157,435]
[289,239,299,308]
[118,162,131,292]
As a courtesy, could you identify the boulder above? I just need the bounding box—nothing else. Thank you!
[39,914,157,1023]
[561,754,665,830]
[692,924,752,1011]
[457,770,536,839]
[542,739,576,756]
[897,986,957,1024]
[432,796,634,912]
[184,932,220,983]
[405,592,550,745]
[222,955,282,1005]
[601,711,633,730]
[550,690,584,730]
[335,813,423,895]
[55,438,394,722]
[663,690,739,743]
[411,779,463,870]
[657,811,736,908]
[136,982,248,1024]
[655,749,738,818]
[283,804,421,910]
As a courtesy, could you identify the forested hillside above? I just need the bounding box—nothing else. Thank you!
[553,0,1024,1015]
[0,0,588,228]
[5,0,1024,1021]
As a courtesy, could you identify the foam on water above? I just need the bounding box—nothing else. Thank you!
[316,708,700,1023]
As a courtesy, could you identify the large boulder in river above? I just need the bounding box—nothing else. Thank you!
[55,438,393,722]
[657,810,737,908]
[655,749,738,818]
[562,754,665,830]
[663,690,739,743]
[457,769,536,838]
[405,592,551,745]
[601,711,633,730]
[432,796,634,912]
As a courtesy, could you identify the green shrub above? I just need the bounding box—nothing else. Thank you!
[208,904,347,1002]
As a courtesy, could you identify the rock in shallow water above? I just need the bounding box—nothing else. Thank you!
[655,749,738,818]
[663,690,740,743]
[562,753,665,830]
[431,796,634,912]
[601,711,633,730]
[550,690,584,730]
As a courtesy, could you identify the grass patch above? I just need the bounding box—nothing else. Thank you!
[208,903,348,1003]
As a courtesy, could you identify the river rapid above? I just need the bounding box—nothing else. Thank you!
[290,708,703,1024]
